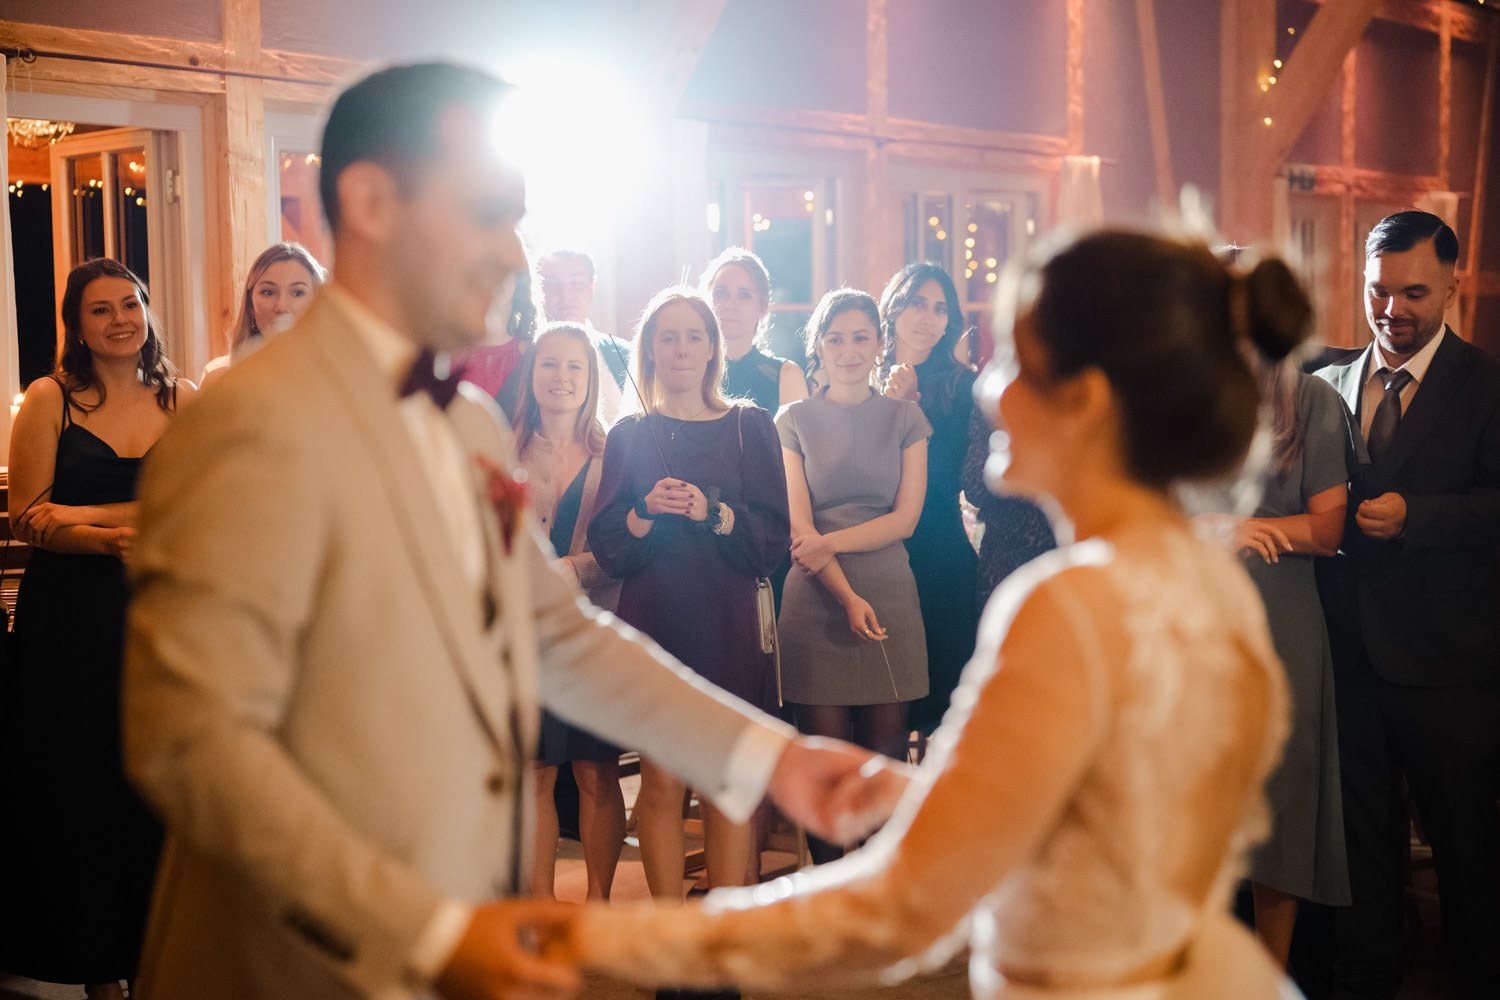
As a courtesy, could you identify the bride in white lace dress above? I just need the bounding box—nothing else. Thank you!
[562,230,1312,999]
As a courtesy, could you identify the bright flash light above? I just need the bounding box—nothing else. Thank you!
[496,59,648,250]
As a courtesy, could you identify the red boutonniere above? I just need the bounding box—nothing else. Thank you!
[480,457,531,554]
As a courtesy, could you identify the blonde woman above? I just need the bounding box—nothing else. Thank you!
[588,287,790,904]
[513,322,625,902]
[201,241,324,385]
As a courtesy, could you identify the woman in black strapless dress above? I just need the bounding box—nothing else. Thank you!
[0,259,193,998]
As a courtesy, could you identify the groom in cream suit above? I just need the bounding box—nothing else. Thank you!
[123,63,902,1000]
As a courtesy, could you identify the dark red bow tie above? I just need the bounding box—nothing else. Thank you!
[399,350,467,410]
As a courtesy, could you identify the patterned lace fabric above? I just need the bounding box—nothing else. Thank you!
[578,523,1289,996]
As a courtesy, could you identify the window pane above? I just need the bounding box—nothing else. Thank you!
[113,149,149,286]
[69,155,106,264]
[910,193,953,267]
[278,149,330,266]
[746,185,814,305]
[961,197,1013,306]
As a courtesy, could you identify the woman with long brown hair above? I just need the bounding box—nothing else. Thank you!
[0,259,195,998]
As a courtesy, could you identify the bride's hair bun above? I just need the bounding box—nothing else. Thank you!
[1019,229,1313,487]
[1239,257,1312,363]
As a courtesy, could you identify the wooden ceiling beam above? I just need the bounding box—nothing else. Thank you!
[634,0,727,113]
[1262,0,1384,167]
[1303,0,1493,41]
[0,20,224,74]
[1,18,357,89]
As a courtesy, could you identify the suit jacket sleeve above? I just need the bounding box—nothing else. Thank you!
[450,396,794,811]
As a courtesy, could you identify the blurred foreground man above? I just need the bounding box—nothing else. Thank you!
[123,62,903,1000]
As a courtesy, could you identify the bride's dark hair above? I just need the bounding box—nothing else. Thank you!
[1020,229,1310,487]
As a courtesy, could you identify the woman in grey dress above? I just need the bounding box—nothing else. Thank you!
[1230,367,1356,968]
[776,289,929,862]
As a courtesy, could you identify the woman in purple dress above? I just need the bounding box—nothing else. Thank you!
[589,287,790,902]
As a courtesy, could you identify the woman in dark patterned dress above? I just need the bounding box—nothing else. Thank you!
[589,287,789,902]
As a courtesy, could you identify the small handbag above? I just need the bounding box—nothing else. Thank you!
[732,408,784,703]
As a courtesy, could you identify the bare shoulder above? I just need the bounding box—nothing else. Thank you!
[12,376,64,430]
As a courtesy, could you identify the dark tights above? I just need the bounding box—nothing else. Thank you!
[792,702,909,865]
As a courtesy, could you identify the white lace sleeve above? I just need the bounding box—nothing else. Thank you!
[576,557,1119,990]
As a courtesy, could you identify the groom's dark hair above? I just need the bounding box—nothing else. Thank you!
[319,61,511,231]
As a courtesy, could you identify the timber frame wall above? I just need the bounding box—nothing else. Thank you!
[4,0,1499,365]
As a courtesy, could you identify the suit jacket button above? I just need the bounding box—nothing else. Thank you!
[487,772,506,795]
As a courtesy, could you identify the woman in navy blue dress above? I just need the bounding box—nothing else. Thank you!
[878,263,980,737]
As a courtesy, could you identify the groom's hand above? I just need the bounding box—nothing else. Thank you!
[436,900,580,1000]
[767,737,913,846]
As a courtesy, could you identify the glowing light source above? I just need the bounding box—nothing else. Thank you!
[928,216,940,227]
[1273,59,1283,68]
[985,272,998,284]
[494,58,649,252]
[1264,116,1274,126]
[967,223,978,233]
[965,237,976,248]
[6,118,75,149]
[1268,75,1277,85]
[985,257,997,268]
[935,230,947,240]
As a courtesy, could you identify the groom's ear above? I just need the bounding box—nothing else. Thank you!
[335,162,401,244]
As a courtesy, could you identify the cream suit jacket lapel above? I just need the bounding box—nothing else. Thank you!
[447,388,541,760]
[305,302,514,755]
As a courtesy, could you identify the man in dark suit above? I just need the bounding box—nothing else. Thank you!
[1315,211,1500,998]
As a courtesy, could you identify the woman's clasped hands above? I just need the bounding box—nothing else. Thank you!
[643,478,708,521]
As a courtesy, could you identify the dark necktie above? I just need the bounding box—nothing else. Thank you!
[1367,367,1413,462]
[398,350,467,410]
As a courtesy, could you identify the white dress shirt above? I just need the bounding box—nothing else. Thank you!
[1359,326,1446,439]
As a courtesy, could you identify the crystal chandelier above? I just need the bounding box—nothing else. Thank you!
[7,118,77,149]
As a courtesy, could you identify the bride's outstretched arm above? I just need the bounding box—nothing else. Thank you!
[568,566,1119,991]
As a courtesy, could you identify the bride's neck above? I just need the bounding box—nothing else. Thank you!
[1063,477,1181,541]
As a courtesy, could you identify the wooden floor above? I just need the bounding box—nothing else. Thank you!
[0,775,1465,999]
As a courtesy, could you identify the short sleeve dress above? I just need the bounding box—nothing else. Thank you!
[1245,373,1353,905]
[775,390,931,706]
[588,406,790,712]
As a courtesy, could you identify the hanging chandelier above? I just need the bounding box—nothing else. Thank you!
[7,118,76,149]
